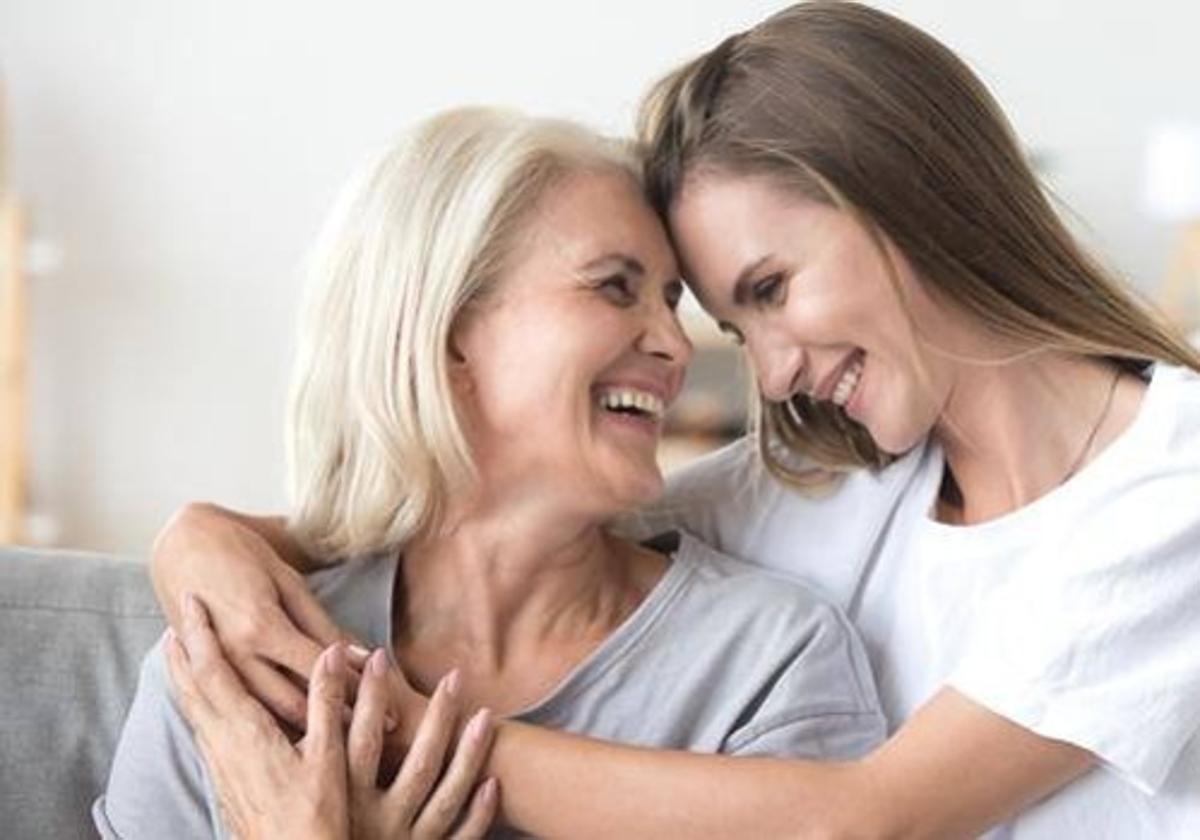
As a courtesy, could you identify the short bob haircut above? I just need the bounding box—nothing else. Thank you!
[287,107,639,561]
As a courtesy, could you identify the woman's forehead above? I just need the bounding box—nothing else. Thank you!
[519,173,678,275]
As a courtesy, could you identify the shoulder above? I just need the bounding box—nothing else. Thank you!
[666,530,878,700]
[670,529,844,622]
[95,639,221,838]
[946,368,1200,792]
[622,436,935,606]
[1141,363,1200,455]
[1051,364,1200,561]
[663,531,886,755]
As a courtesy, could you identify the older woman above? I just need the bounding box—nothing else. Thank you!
[93,107,883,839]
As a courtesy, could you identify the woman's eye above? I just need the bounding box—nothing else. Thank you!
[598,275,635,305]
[751,273,786,306]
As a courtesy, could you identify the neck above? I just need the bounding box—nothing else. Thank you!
[397,491,656,685]
[933,353,1142,524]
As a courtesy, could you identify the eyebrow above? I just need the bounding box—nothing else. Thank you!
[731,255,773,307]
[580,253,646,276]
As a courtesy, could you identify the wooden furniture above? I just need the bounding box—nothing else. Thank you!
[1,82,26,544]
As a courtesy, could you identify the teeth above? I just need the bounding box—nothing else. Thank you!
[597,388,664,421]
[831,358,864,407]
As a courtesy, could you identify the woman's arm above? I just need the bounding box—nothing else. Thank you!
[151,502,350,726]
[488,689,1093,839]
[151,504,1094,837]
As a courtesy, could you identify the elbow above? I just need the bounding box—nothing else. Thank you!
[151,501,222,565]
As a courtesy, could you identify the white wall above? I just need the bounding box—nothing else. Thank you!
[2,0,1198,553]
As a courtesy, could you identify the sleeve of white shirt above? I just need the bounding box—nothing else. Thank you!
[948,465,1200,794]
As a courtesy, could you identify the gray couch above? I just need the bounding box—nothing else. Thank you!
[0,546,164,840]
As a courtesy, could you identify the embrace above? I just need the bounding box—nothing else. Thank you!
[95,3,1200,838]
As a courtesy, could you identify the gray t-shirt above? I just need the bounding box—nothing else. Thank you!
[93,530,885,838]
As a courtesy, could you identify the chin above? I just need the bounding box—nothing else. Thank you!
[865,416,931,457]
[609,464,665,510]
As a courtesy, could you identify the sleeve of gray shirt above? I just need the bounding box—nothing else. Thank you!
[92,636,225,840]
[720,599,887,760]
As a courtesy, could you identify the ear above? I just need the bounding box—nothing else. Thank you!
[447,329,474,393]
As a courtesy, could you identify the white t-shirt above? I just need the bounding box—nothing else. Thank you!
[630,364,1200,838]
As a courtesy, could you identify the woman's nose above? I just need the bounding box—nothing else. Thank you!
[639,306,694,368]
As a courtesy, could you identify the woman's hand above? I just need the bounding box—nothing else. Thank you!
[166,593,351,840]
[350,651,499,839]
[152,502,359,727]
[168,593,500,840]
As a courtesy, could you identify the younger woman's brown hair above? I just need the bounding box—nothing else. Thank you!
[639,1,1200,486]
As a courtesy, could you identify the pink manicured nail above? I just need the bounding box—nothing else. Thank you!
[182,592,202,624]
[467,707,492,742]
[443,668,462,699]
[325,643,345,675]
[369,649,388,677]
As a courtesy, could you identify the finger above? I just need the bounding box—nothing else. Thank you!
[345,644,372,669]
[447,778,500,840]
[304,644,348,768]
[275,563,351,650]
[276,569,371,707]
[412,708,494,838]
[381,656,428,745]
[236,657,312,729]
[388,669,462,824]
[163,628,214,729]
[180,593,279,732]
[245,601,329,684]
[348,649,391,791]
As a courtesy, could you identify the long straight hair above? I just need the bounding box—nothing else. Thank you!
[639,1,1200,485]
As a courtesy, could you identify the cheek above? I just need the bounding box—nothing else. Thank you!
[470,328,595,436]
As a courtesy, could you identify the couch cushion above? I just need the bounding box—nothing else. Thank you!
[0,546,163,840]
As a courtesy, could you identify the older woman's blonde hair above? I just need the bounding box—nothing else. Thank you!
[287,107,639,561]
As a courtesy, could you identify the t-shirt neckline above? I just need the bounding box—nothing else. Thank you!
[372,531,697,717]
[919,363,1168,541]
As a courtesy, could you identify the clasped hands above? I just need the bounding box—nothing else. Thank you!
[165,592,499,840]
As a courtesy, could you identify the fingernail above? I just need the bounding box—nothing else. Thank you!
[182,592,201,623]
[348,644,371,661]
[384,714,398,732]
[482,777,499,802]
[443,668,461,699]
[467,707,492,742]
[369,649,388,677]
[164,627,177,643]
[325,643,345,675]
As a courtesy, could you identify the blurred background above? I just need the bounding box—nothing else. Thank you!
[2,0,1199,554]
